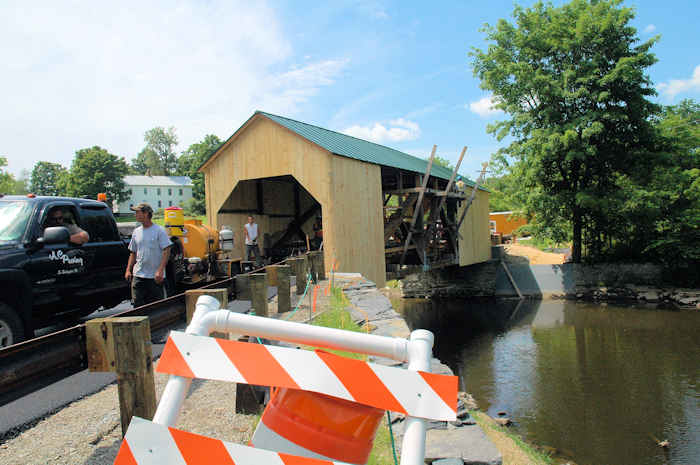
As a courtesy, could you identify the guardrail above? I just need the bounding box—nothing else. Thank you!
[0,277,235,407]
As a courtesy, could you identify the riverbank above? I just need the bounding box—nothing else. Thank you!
[400,258,700,309]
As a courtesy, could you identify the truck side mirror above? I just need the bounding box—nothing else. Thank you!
[40,226,71,245]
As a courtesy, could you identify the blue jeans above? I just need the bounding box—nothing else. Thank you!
[246,244,261,264]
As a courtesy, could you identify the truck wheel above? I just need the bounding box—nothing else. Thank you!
[0,303,25,348]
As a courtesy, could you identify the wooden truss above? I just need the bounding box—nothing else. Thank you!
[381,146,488,275]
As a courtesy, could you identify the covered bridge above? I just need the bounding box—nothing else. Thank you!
[199,111,490,287]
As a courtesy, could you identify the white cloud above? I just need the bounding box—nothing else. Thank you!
[658,65,700,100]
[342,118,421,143]
[468,96,502,117]
[643,24,656,34]
[0,1,347,175]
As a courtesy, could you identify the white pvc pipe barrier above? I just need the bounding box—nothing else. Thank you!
[398,330,433,465]
[153,295,433,465]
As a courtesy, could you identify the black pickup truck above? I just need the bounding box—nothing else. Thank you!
[0,195,153,347]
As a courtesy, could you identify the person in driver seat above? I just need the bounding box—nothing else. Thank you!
[44,208,89,245]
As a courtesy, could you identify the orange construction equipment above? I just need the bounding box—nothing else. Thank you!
[181,219,219,259]
[251,387,384,465]
[164,206,185,237]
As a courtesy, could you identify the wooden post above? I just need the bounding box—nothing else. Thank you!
[267,265,279,287]
[185,289,228,325]
[400,145,436,266]
[426,147,466,239]
[86,317,156,437]
[235,274,251,300]
[309,251,326,281]
[272,265,291,313]
[185,288,228,339]
[288,256,307,295]
[250,273,269,317]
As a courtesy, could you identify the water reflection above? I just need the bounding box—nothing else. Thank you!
[400,298,700,465]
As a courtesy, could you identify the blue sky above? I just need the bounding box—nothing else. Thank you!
[1,0,698,181]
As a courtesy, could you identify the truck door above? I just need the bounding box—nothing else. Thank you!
[78,204,130,308]
[26,203,94,320]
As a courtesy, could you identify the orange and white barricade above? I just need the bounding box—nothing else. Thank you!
[115,295,457,465]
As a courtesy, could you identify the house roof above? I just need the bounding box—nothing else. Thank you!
[124,176,193,187]
[201,111,487,190]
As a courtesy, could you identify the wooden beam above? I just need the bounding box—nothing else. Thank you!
[456,162,489,232]
[294,182,300,219]
[400,146,436,266]
[383,187,467,199]
[270,205,320,251]
[440,207,459,254]
[383,193,417,242]
[426,147,466,238]
[256,180,263,214]
[385,244,416,254]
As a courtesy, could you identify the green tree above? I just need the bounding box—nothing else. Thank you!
[13,170,30,195]
[130,148,159,175]
[30,161,68,196]
[471,0,659,262]
[429,155,453,170]
[176,134,221,214]
[131,127,179,175]
[0,157,16,194]
[618,100,700,281]
[63,146,130,203]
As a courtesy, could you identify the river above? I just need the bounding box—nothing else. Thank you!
[398,298,700,465]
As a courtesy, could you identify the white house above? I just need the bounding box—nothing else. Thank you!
[114,176,194,213]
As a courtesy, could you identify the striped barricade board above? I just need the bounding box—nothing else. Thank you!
[115,416,352,465]
[156,331,458,421]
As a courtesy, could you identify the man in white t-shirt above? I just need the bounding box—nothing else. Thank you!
[124,203,172,306]
[244,215,261,266]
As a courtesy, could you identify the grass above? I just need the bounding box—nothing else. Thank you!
[385,279,400,289]
[470,410,553,465]
[309,286,397,465]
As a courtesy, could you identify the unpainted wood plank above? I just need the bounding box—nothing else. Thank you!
[112,317,156,436]
[400,146,436,265]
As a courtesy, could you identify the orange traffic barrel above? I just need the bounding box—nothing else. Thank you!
[251,387,384,465]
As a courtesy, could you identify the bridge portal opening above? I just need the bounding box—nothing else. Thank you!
[216,175,322,263]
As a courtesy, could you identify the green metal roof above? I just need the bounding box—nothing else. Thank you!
[203,111,485,188]
[259,111,461,181]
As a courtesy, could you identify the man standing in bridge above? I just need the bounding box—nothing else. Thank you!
[244,215,261,267]
[125,203,171,306]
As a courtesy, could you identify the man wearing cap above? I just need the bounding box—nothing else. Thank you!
[124,203,171,306]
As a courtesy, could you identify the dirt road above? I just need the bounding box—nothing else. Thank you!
[503,243,566,265]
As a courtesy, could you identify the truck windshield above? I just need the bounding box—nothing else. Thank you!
[0,200,33,243]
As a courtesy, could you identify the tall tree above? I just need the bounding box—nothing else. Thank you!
[30,161,67,196]
[62,146,130,203]
[176,134,221,214]
[0,157,16,194]
[471,0,659,262]
[132,126,179,175]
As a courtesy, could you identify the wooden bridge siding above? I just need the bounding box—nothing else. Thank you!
[202,115,385,285]
[328,154,385,287]
[458,189,491,266]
